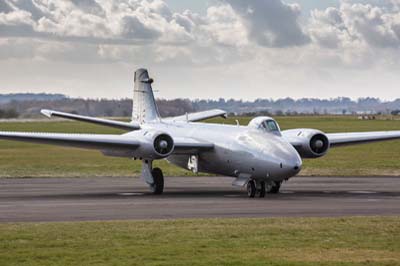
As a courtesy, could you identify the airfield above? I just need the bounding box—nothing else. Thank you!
[1,176,400,222]
[1,116,400,265]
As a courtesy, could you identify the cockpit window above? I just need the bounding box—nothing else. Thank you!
[259,120,280,132]
[266,120,279,131]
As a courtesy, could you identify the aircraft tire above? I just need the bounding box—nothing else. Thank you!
[150,168,164,195]
[266,181,281,194]
[259,181,266,198]
[247,180,256,198]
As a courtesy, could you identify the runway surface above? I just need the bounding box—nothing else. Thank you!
[1,176,400,222]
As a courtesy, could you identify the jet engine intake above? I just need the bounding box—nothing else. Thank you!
[284,129,330,158]
[153,133,174,157]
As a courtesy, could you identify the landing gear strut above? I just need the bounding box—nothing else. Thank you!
[142,160,164,195]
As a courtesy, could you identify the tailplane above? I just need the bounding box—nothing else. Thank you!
[132,68,161,124]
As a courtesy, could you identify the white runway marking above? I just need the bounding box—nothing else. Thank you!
[118,192,144,196]
[280,191,294,194]
[348,191,377,194]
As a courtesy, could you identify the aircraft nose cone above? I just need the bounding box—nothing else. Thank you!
[275,140,302,176]
[281,154,302,175]
[292,162,302,174]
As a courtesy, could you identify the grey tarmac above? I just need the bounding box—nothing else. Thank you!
[0,176,400,222]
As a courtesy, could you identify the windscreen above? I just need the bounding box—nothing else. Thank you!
[260,120,280,132]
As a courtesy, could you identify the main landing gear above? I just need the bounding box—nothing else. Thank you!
[246,180,282,198]
[142,160,164,195]
[150,168,164,195]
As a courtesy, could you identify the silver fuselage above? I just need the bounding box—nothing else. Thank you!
[132,120,302,181]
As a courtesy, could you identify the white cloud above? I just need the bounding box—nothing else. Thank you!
[310,1,400,48]
[0,0,400,100]
[226,0,310,47]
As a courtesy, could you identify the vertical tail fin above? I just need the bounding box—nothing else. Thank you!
[132,68,161,124]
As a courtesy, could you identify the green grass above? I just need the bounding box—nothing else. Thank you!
[0,116,400,178]
[0,216,399,266]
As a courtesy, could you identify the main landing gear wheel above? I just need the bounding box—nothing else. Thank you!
[266,181,282,194]
[150,168,164,195]
[247,180,256,198]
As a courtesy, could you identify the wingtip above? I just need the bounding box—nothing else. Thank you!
[40,109,53,118]
[218,109,228,119]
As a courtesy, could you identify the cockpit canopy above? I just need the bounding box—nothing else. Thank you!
[248,117,281,134]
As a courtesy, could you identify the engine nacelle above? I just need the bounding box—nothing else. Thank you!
[283,129,330,158]
[102,130,174,159]
[138,130,174,159]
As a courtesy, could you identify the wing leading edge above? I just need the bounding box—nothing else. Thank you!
[0,131,139,150]
[327,131,400,147]
[0,131,214,156]
[41,109,140,131]
[164,109,227,122]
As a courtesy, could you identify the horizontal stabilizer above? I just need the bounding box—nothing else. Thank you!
[41,109,140,131]
[164,109,227,123]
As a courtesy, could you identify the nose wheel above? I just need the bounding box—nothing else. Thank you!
[266,181,282,194]
[247,180,282,198]
[247,180,266,198]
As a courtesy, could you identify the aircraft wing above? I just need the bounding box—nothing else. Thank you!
[0,131,139,150]
[0,132,213,156]
[327,131,400,147]
[41,109,140,131]
[164,109,227,122]
[173,137,214,154]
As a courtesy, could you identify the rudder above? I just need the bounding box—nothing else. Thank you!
[132,68,161,123]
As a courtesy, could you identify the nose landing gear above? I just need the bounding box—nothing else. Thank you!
[246,180,282,198]
[266,181,282,194]
[246,180,267,198]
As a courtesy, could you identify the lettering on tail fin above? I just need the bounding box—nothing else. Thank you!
[132,68,161,124]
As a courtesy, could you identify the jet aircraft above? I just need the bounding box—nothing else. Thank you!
[1,69,400,197]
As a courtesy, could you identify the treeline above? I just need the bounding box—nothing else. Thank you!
[0,98,196,118]
[0,94,400,118]
[0,109,19,119]
[0,93,66,104]
[192,97,400,115]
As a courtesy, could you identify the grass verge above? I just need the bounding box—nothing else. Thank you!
[0,216,399,266]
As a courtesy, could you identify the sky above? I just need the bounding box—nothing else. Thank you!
[0,0,400,100]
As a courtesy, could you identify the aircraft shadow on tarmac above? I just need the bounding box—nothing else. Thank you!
[3,189,400,201]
